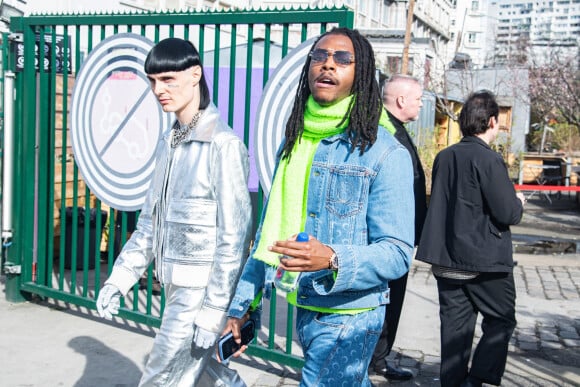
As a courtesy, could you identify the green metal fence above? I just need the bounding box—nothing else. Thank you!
[2,7,353,368]
[0,33,4,276]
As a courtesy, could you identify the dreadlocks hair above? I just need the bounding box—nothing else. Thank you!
[280,27,383,159]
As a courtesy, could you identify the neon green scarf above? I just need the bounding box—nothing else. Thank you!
[253,96,393,315]
[380,108,396,135]
[253,95,353,265]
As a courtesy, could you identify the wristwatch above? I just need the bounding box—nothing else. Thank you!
[328,252,338,271]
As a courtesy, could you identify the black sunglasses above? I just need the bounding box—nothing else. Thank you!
[309,49,355,66]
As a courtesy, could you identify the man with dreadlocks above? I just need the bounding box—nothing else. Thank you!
[223,28,414,386]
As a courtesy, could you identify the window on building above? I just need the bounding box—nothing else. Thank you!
[371,0,379,20]
[385,55,415,75]
[498,107,512,132]
[424,57,431,88]
[165,0,182,8]
[468,32,477,43]
[471,0,479,10]
[387,56,401,74]
[360,0,368,14]
[120,0,153,9]
[382,4,389,25]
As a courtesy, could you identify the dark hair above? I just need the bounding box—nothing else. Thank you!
[281,27,382,158]
[378,71,388,97]
[144,37,210,109]
[459,90,499,137]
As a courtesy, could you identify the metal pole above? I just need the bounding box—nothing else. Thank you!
[539,125,547,155]
[2,71,14,241]
[2,70,24,302]
[401,0,416,74]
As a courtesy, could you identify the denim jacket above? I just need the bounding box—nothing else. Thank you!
[106,103,252,333]
[228,126,414,319]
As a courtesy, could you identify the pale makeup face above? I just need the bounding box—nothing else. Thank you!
[307,34,356,106]
[147,66,201,121]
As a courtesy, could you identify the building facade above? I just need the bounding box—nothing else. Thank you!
[359,0,453,89]
[449,0,498,69]
[492,0,580,66]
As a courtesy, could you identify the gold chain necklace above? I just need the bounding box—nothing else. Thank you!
[171,110,203,148]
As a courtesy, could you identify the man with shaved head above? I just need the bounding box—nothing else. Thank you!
[369,74,427,381]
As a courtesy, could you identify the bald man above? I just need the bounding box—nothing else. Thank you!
[369,74,427,381]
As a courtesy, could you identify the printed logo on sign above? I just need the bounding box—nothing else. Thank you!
[12,34,72,73]
[71,33,171,211]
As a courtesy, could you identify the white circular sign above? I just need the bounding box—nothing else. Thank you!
[254,37,318,195]
[71,33,171,211]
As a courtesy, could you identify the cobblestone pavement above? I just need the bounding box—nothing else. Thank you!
[1,196,579,386]
[261,258,580,387]
[227,196,580,386]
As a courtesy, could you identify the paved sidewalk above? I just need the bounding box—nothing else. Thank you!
[1,196,579,386]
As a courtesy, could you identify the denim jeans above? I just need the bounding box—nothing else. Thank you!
[296,305,385,387]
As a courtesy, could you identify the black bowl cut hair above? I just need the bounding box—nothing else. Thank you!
[144,37,210,109]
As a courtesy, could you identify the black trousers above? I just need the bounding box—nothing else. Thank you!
[436,272,516,387]
[370,272,408,368]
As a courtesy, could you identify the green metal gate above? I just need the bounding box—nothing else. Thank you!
[1,6,354,368]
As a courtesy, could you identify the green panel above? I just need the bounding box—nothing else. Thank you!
[243,26,253,147]
[19,8,353,27]
[19,25,38,285]
[21,282,162,328]
[36,26,49,287]
[9,5,355,371]
[246,344,304,369]
[227,25,237,127]
[212,25,221,104]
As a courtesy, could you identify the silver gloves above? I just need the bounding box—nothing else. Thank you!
[193,325,218,349]
[96,284,121,320]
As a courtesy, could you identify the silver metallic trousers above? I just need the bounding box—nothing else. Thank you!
[138,285,244,387]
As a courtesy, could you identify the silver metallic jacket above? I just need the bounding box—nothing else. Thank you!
[106,103,253,332]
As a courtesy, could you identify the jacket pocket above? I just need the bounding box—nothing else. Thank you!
[488,222,502,238]
[164,198,217,261]
[325,165,369,218]
[296,271,387,309]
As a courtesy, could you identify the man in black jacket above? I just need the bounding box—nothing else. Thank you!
[416,90,526,387]
[369,74,427,381]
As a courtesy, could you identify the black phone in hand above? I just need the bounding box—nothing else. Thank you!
[217,319,255,361]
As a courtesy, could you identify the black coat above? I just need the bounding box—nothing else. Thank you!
[388,112,427,245]
[416,136,523,273]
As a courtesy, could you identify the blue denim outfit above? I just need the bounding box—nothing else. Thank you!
[229,127,414,385]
